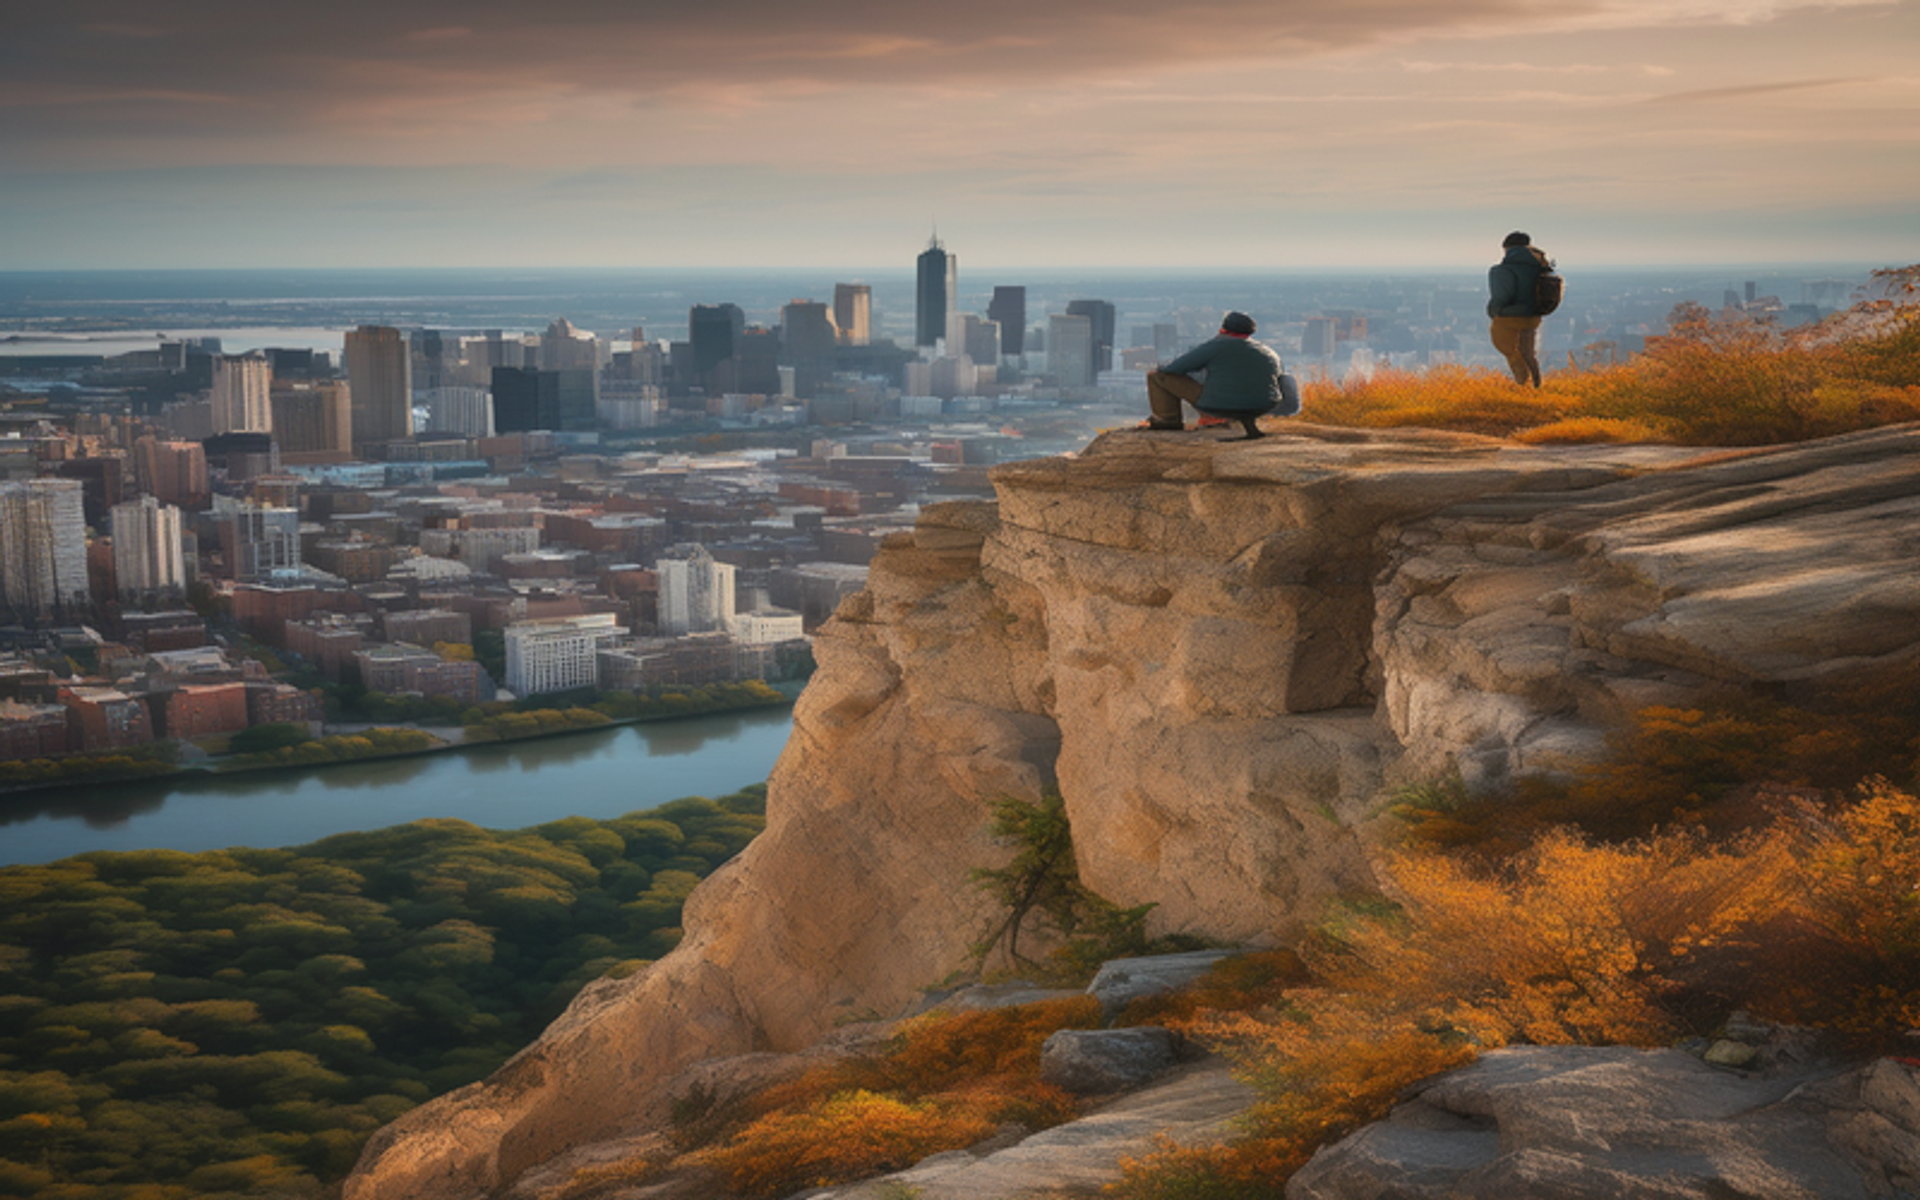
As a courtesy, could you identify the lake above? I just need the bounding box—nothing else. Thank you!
[0,708,795,866]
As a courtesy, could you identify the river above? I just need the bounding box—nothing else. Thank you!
[0,708,795,867]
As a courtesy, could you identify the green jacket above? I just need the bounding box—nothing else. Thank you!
[1488,245,1550,318]
[1159,335,1286,412]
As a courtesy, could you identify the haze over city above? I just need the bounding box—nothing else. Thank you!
[5,0,1918,269]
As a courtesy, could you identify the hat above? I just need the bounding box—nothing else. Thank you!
[1221,311,1256,335]
[1502,231,1532,248]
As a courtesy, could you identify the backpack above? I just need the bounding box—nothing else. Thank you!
[1534,262,1564,316]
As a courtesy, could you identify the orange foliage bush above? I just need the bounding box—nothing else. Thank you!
[1118,950,1312,1026]
[695,1089,996,1197]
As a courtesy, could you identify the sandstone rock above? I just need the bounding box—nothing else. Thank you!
[1086,950,1239,1015]
[1286,1046,1906,1200]
[348,425,1920,1200]
[1704,1038,1759,1068]
[1039,1028,1182,1093]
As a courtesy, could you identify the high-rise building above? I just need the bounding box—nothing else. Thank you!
[133,436,209,509]
[1066,299,1117,377]
[657,544,737,635]
[211,353,273,434]
[0,480,89,619]
[961,316,1001,368]
[988,286,1026,357]
[344,325,413,455]
[491,368,597,433]
[1048,314,1095,388]
[110,495,186,605]
[270,381,353,459]
[780,300,838,399]
[689,304,745,394]
[916,235,957,350]
[419,386,494,437]
[216,499,301,582]
[833,283,872,346]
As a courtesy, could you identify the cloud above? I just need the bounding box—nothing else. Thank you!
[1647,76,1868,103]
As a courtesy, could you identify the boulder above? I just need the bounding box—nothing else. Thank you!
[1286,1046,1920,1200]
[1039,1028,1182,1093]
[1086,950,1240,1015]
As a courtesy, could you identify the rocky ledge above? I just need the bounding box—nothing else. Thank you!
[346,422,1920,1200]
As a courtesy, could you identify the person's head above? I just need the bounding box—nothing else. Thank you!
[1502,231,1532,248]
[1221,311,1256,336]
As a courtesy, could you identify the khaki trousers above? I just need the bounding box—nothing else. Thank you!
[1490,316,1543,387]
[1146,370,1204,424]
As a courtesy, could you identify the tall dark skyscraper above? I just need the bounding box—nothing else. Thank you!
[1066,299,1117,377]
[988,286,1026,357]
[491,367,595,432]
[916,235,956,350]
[689,303,745,394]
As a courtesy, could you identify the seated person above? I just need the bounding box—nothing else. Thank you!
[1140,311,1289,440]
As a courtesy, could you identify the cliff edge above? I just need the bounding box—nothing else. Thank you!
[346,422,1920,1199]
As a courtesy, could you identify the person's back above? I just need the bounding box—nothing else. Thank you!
[1487,232,1549,386]
[1159,334,1286,412]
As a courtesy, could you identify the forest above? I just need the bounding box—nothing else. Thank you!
[0,786,767,1199]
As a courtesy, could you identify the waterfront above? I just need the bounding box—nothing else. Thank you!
[0,707,794,866]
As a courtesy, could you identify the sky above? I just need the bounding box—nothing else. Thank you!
[4,0,1917,270]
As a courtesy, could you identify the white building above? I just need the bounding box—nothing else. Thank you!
[211,353,273,434]
[418,386,494,437]
[110,495,186,603]
[657,545,737,636]
[504,614,627,698]
[0,479,89,618]
[728,608,805,645]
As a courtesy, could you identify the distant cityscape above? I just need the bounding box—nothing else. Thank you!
[0,251,1882,766]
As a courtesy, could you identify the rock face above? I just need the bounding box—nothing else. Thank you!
[1286,1046,1920,1199]
[345,423,1920,1200]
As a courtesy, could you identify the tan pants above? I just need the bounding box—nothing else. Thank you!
[1146,370,1204,424]
[1490,316,1543,387]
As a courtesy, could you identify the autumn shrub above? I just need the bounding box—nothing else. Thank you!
[1299,269,1920,445]
[695,1089,996,1197]
[1118,950,1312,1027]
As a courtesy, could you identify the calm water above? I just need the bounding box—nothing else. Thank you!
[0,709,794,866]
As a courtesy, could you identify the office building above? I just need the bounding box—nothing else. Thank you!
[961,316,1002,368]
[504,613,627,698]
[689,304,745,394]
[344,325,413,455]
[133,436,209,509]
[110,495,187,605]
[988,286,1026,357]
[833,283,872,346]
[217,499,301,582]
[1066,299,1117,377]
[419,386,494,437]
[211,353,273,434]
[0,480,89,619]
[1047,314,1095,387]
[916,235,957,349]
[657,544,737,635]
[491,368,595,433]
[780,300,838,399]
[270,381,353,459]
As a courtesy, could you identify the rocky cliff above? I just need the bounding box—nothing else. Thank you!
[345,421,1920,1200]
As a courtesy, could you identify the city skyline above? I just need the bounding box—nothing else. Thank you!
[3,0,1917,271]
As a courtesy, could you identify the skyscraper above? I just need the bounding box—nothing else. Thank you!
[270,381,354,459]
[833,283,872,346]
[689,304,745,394]
[916,235,956,350]
[988,286,1026,357]
[1048,314,1095,388]
[211,353,273,434]
[0,480,89,619]
[110,495,186,604]
[780,300,838,399]
[491,367,596,433]
[344,325,413,456]
[1066,299,1117,377]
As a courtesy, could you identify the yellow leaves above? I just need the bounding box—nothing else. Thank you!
[695,1090,996,1197]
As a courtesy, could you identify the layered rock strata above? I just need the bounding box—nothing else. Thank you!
[347,422,1920,1199]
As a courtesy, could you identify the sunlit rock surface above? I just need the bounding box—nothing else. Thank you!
[346,421,1920,1199]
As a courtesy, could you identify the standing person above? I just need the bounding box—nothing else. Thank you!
[1488,231,1551,387]
[1140,311,1288,440]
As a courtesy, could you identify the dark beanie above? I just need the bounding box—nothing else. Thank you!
[1221,311,1255,335]
[1502,231,1532,248]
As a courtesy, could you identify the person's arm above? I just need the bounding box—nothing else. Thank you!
[1488,265,1516,318]
[1159,339,1218,377]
